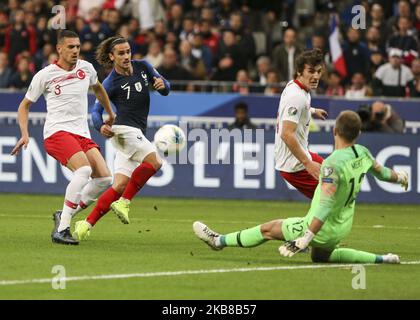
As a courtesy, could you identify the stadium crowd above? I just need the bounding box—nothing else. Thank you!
[0,0,419,97]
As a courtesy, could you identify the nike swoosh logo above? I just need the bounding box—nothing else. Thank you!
[121,83,129,88]
[136,136,143,140]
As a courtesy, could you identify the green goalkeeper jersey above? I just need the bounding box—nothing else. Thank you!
[305,144,375,248]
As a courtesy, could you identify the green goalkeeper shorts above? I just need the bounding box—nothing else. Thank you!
[281,217,340,250]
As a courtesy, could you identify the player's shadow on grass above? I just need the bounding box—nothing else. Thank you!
[200,255,313,265]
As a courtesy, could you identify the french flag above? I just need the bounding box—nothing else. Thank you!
[329,14,347,78]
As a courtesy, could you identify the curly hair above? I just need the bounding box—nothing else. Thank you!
[95,36,128,68]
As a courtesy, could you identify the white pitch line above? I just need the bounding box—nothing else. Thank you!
[1,261,420,287]
[1,214,419,231]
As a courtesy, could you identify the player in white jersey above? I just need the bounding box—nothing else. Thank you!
[275,49,328,199]
[11,31,115,245]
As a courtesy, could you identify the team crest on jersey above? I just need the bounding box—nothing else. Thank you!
[323,167,334,177]
[288,106,298,116]
[135,81,143,92]
[76,69,86,79]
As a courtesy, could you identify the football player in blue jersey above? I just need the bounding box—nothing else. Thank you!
[73,36,170,240]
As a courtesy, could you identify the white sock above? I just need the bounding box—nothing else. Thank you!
[73,176,112,215]
[58,166,92,232]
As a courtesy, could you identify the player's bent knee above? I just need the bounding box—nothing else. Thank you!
[311,248,331,263]
[113,181,128,194]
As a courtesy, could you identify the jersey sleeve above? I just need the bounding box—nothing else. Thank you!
[281,93,306,124]
[25,70,45,102]
[91,77,114,132]
[86,61,98,86]
[140,59,170,96]
[311,159,342,222]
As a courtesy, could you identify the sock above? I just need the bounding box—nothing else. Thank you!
[73,176,112,215]
[86,187,121,226]
[328,248,380,264]
[220,225,267,248]
[121,162,157,200]
[58,166,92,232]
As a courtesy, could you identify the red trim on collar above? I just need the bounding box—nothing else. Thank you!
[293,79,309,92]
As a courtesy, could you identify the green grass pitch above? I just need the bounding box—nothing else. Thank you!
[0,194,419,300]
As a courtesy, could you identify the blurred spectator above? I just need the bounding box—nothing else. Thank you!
[325,71,345,96]
[80,7,112,66]
[212,28,246,81]
[368,101,404,133]
[190,31,213,74]
[35,15,55,50]
[34,43,54,70]
[370,50,385,74]
[4,9,37,65]
[227,102,257,130]
[9,56,34,89]
[232,69,252,94]
[386,0,412,34]
[167,3,183,36]
[198,18,220,56]
[372,48,414,97]
[179,15,195,42]
[145,40,163,68]
[261,10,283,51]
[0,12,8,49]
[343,27,370,82]
[78,0,105,21]
[345,72,373,99]
[408,58,420,97]
[153,20,167,46]
[366,26,386,56]
[215,0,237,26]
[387,16,419,66]
[179,39,206,80]
[253,56,271,86]
[272,28,303,82]
[264,70,281,96]
[0,52,12,88]
[106,8,121,36]
[186,0,205,21]
[228,11,256,64]
[157,47,194,90]
[367,3,388,47]
[415,2,420,33]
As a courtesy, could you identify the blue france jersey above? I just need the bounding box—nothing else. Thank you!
[91,59,170,133]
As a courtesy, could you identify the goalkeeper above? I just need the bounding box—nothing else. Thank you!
[193,110,408,264]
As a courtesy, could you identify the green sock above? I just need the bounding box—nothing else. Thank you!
[329,248,381,264]
[220,225,267,248]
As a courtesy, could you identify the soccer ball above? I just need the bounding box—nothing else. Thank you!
[154,124,186,155]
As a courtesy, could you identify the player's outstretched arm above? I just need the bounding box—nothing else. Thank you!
[91,82,115,125]
[369,160,408,191]
[11,98,32,155]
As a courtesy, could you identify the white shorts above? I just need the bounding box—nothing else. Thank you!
[111,125,156,177]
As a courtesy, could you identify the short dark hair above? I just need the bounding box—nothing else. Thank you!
[234,102,248,112]
[294,49,324,78]
[57,30,79,43]
[335,111,362,142]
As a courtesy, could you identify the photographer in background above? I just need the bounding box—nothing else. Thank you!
[357,101,404,133]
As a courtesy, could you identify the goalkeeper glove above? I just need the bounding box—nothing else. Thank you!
[396,171,408,191]
[279,229,315,257]
[279,229,315,258]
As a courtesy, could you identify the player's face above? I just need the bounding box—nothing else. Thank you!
[299,64,323,90]
[57,37,80,66]
[110,42,131,70]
